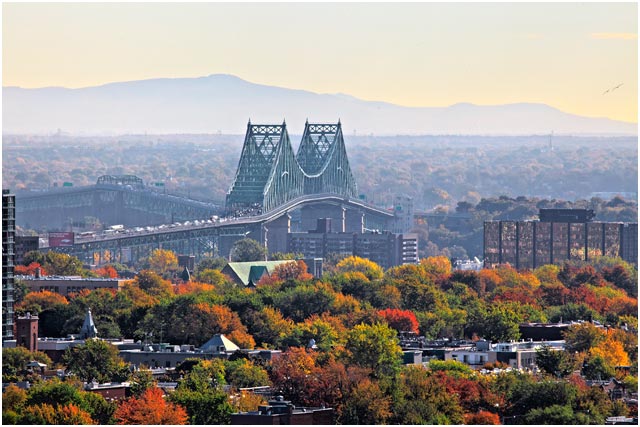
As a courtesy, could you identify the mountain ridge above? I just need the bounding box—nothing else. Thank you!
[3,74,637,135]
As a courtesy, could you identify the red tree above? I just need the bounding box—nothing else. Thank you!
[377,308,419,334]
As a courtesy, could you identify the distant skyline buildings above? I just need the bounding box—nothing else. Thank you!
[2,2,637,123]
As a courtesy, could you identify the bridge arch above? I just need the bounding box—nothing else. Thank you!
[226,121,358,213]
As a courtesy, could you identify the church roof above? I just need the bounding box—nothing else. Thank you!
[78,308,98,339]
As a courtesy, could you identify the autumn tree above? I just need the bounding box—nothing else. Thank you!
[230,238,267,262]
[131,270,174,300]
[115,387,188,425]
[268,260,313,282]
[63,338,130,383]
[339,378,392,425]
[378,308,419,334]
[14,262,48,276]
[269,347,319,405]
[147,249,178,275]
[17,289,68,314]
[345,322,402,380]
[336,256,384,280]
[393,366,465,424]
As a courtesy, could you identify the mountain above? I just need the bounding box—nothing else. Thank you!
[2,74,637,135]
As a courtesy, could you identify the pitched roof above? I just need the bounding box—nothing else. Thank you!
[222,260,295,286]
[200,334,240,352]
[78,308,98,339]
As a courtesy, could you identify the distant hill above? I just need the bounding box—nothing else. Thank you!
[3,74,637,135]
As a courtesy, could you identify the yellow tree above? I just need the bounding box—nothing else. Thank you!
[336,256,384,281]
[148,249,178,275]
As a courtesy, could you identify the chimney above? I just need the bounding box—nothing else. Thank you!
[35,267,41,278]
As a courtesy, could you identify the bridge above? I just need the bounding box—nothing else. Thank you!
[40,121,397,264]
[16,175,222,230]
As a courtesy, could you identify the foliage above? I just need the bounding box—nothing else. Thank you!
[147,248,179,275]
[393,366,465,424]
[225,358,271,388]
[114,387,188,425]
[377,308,419,334]
[2,347,52,382]
[42,251,85,276]
[17,290,68,314]
[62,338,130,383]
[535,345,578,378]
[229,238,267,262]
[339,378,392,425]
[131,270,174,300]
[345,322,402,379]
[336,256,384,280]
[130,368,157,397]
[195,269,231,286]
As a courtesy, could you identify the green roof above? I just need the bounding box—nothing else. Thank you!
[223,261,295,286]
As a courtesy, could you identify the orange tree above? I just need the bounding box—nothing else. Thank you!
[115,387,188,425]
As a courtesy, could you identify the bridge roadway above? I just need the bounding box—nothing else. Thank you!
[46,193,395,265]
[16,183,222,229]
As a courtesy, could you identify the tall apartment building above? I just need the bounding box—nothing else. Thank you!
[484,209,638,269]
[3,189,16,341]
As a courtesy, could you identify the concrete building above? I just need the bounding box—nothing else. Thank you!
[17,275,127,297]
[3,189,16,341]
[288,219,418,269]
[484,209,638,268]
[14,235,39,266]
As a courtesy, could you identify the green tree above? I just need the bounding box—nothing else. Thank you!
[196,256,228,272]
[345,322,402,379]
[43,251,85,276]
[535,345,578,378]
[2,347,52,382]
[130,368,157,397]
[563,322,606,353]
[62,338,130,383]
[229,238,267,262]
[169,360,233,424]
[225,358,271,388]
[523,404,579,425]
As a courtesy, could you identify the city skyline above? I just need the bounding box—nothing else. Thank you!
[2,2,638,123]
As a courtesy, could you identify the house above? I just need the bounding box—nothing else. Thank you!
[231,395,334,425]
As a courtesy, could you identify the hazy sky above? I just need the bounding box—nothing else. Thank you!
[3,2,638,123]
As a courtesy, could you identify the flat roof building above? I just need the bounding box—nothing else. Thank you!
[484,216,637,269]
[17,276,128,297]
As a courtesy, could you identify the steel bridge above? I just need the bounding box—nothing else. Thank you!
[16,176,221,230]
[226,121,358,213]
[39,121,397,264]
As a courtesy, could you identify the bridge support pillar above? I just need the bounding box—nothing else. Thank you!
[300,204,345,233]
[265,213,290,255]
[345,208,364,233]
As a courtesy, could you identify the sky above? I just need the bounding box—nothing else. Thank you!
[2,2,638,123]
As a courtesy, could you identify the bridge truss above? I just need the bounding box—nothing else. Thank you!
[226,121,358,213]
